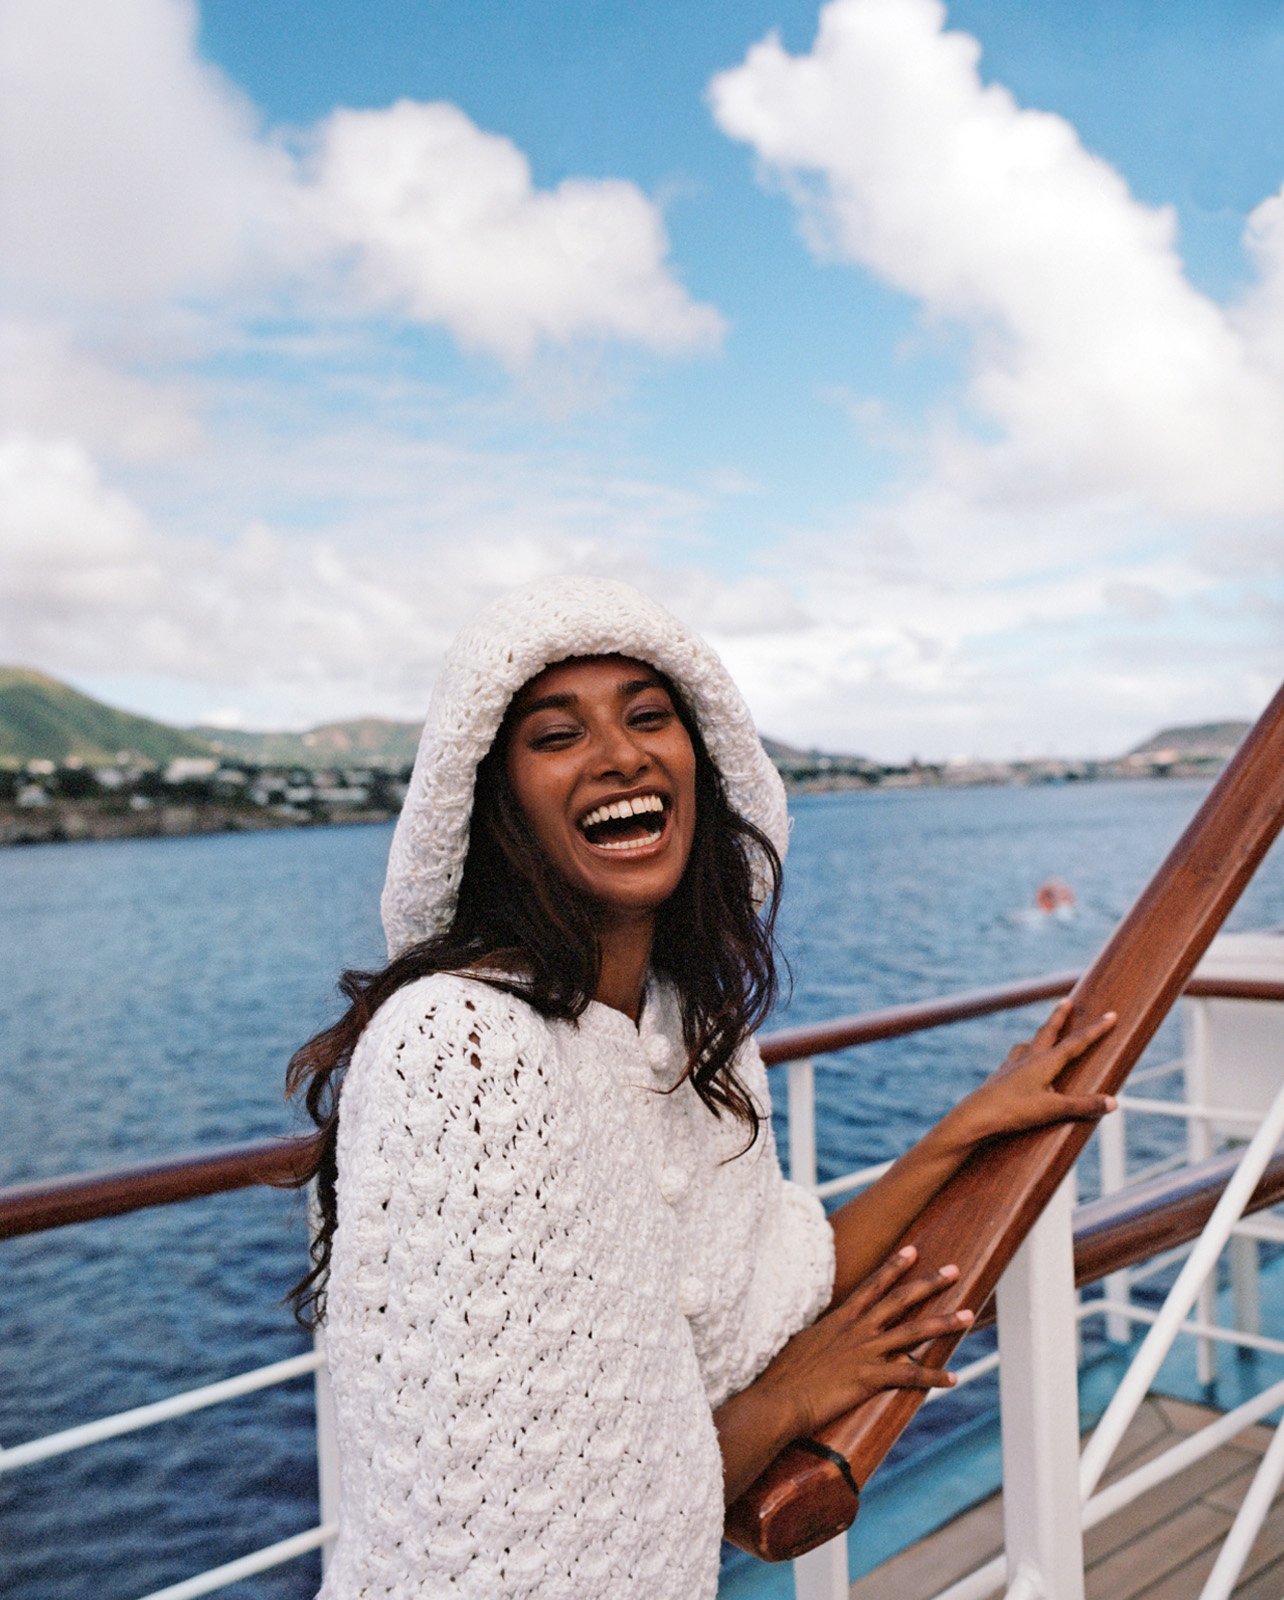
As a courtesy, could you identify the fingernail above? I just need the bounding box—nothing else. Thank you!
[940,1264,959,1280]
[947,1373,957,1385]
[898,1246,916,1261]
[1104,1011,1117,1022]
[1104,1095,1118,1110]
[957,1309,974,1324]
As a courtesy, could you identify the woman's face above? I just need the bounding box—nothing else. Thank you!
[504,654,698,924]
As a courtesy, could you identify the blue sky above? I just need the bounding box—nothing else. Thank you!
[1,0,1281,759]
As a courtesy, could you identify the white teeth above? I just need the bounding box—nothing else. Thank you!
[593,824,664,851]
[579,794,665,831]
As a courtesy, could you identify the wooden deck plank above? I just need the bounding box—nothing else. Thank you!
[1087,1500,1231,1599]
[846,1398,1284,1600]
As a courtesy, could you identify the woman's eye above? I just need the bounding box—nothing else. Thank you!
[630,705,673,728]
[530,726,579,750]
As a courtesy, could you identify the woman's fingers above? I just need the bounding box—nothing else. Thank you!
[869,1307,974,1358]
[841,1257,959,1329]
[875,1357,957,1391]
[841,1245,920,1318]
[1036,1010,1117,1081]
[1030,996,1073,1049]
[1055,1093,1118,1121]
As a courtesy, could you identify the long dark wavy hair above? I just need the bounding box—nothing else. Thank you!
[283,671,784,1327]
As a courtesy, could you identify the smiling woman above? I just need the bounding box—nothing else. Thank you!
[281,574,1116,1599]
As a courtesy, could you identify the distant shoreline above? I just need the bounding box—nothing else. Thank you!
[0,801,398,849]
[0,770,1217,849]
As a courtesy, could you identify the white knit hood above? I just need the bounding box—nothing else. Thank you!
[380,575,789,957]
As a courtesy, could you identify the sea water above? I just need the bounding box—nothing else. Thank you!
[2,780,1282,1598]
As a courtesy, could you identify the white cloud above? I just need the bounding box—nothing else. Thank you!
[0,0,288,308]
[1238,185,1284,381]
[304,100,725,363]
[710,0,1284,517]
[0,320,201,460]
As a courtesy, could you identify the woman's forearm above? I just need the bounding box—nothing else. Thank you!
[713,1374,801,1506]
[826,1115,972,1306]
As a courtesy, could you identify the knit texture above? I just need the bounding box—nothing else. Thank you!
[380,575,789,957]
[320,973,835,1599]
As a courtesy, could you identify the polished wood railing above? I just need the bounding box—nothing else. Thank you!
[728,680,1284,1559]
[4,972,1282,1243]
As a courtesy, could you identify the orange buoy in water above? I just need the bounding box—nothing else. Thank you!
[1036,878,1075,914]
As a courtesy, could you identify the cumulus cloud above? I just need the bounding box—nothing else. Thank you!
[305,100,725,364]
[0,321,201,460]
[0,0,720,367]
[710,0,1284,517]
[0,0,288,308]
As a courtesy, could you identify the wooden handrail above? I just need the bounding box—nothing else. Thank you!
[727,681,1284,1560]
[3,976,1281,1242]
[0,1135,320,1239]
[758,973,1284,1067]
[1071,1143,1284,1295]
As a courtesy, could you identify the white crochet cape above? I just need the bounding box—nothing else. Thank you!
[321,973,835,1599]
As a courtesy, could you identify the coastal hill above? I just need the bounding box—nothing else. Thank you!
[0,667,210,766]
[1127,722,1250,761]
[0,664,1251,773]
[196,718,422,768]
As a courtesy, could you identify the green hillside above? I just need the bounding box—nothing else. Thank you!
[194,717,422,769]
[0,668,212,766]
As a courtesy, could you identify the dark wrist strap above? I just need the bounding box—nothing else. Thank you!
[793,1438,861,1503]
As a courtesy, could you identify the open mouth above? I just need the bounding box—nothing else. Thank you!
[577,792,669,853]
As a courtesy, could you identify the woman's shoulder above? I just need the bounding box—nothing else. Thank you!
[356,968,548,1068]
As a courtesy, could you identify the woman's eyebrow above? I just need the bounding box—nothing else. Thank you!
[515,690,576,718]
[515,675,665,719]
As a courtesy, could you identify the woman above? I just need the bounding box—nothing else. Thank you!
[287,575,1114,1598]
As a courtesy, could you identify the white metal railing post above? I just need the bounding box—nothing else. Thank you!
[787,1057,818,1189]
[792,1533,849,1600]
[785,1056,848,1600]
[1096,1102,1132,1344]
[1183,998,1219,1383]
[995,1175,1086,1600]
[314,1328,340,1573]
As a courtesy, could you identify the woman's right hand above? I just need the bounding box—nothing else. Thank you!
[714,1244,969,1503]
[757,1244,971,1439]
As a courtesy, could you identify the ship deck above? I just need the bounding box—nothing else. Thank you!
[849,1395,1284,1600]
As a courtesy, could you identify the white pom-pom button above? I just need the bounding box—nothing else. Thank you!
[644,1035,674,1077]
[677,1275,708,1318]
[657,1165,687,1206]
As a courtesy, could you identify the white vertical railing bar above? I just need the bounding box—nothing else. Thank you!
[785,1055,849,1600]
[1229,1233,1262,1337]
[1198,1416,1284,1600]
[1078,1076,1284,1503]
[0,1351,321,1472]
[135,1521,338,1600]
[1184,999,1219,1385]
[995,1177,1085,1600]
[1003,1566,1041,1600]
[792,1532,849,1600]
[1097,1105,1132,1343]
[786,1056,818,1189]
[314,1329,340,1575]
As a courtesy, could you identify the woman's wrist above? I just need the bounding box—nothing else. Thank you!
[912,1104,981,1172]
[713,1372,808,1504]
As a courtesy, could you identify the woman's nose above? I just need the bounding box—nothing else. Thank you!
[592,721,649,779]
